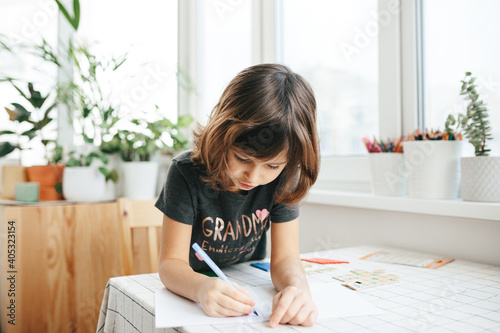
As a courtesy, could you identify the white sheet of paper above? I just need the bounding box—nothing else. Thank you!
[155,282,384,328]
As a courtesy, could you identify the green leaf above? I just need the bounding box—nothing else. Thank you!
[0,130,16,135]
[83,135,94,144]
[36,117,53,130]
[0,142,17,158]
[54,182,63,195]
[113,57,127,70]
[108,169,119,183]
[465,71,471,76]
[73,0,80,30]
[86,152,108,166]
[83,106,92,118]
[66,157,81,167]
[21,128,38,140]
[55,0,80,31]
[177,114,194,128]
[98,166,109,178]
[42,102,57,122]
[99,167,119,183]
[28,83,48,109]
[7,104,31,122]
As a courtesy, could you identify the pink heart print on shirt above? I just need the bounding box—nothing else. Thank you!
[256,209,269,221]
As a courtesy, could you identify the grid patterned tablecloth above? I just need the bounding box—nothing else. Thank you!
[97,246,500,332]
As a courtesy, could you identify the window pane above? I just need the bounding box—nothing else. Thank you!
[196,0,252,122]
[423,0,500,154]
[281,0,379,156]
[0,1,58,165]
[78,0,178,123]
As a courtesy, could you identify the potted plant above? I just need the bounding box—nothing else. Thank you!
[446,72,499,202]
[100,111,193,200]
[57,41,126,147]
[61,149,118,202]
[0,81,65,200]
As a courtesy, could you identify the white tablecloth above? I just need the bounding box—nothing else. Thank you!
[97,246,500,332]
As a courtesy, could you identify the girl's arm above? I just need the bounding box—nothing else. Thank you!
[158,214,255,317]
[269,218,318,327]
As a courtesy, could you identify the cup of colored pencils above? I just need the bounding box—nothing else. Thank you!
[406,128,462,141]
[362,136,407,196]
[362,136,404,153]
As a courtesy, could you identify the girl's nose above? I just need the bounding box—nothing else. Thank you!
[244,166,259,183]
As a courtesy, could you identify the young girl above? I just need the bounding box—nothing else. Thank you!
[156,63,320,327]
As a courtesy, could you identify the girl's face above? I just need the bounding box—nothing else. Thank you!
[226,147,288,194]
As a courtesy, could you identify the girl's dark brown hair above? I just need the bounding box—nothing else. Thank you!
[191,63,319,204]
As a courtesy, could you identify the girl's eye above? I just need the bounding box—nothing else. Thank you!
[235,154,250,163]
[268,165,280,170]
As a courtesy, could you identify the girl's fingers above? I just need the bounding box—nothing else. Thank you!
[278,300,303,325]
[269,288,318,327]
[270,291,294,327]
[219,292,255,315]
[301,309,319,327]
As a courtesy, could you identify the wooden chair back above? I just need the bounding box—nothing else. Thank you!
[118,198,164,275]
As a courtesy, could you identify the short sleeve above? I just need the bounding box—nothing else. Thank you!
[270,201,299,223]
[155,159,197,225]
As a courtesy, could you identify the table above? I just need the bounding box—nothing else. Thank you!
[97,246,500,332]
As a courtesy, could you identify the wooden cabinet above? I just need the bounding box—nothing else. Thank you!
[0,202,124,333]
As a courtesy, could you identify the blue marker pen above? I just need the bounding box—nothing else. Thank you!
[192,243,258,316]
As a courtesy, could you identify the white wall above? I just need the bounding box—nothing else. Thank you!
[298,203,500,266]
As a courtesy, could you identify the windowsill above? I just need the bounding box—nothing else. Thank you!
[305,189,500,221]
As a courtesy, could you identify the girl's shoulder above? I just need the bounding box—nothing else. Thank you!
[172,150,193,165]
[171,150,205,179]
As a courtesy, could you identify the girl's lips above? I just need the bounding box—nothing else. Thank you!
[239,181,255,190]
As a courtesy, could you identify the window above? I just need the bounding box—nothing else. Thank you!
[77,0,178,122]
[0,0,58,165]
[195,0,252,122]
[0,0,178,163]
[280,0,379,156]
[422,0,500,154]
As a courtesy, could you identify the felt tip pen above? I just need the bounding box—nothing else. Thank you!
[192,242,258,316]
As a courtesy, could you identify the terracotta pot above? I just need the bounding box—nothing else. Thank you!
[26,164,65,201]
[1,165,27,200]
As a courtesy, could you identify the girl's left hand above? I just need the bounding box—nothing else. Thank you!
[269,286,318,327]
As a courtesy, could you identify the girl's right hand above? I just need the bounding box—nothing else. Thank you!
[197,278,256,317]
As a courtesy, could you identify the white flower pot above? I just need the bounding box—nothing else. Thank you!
[368,153,406,196]
[461,156,500,202]
[403,141,462,200]
[102,181,117,201]
[122,161,159,200]
[63,166,106,202]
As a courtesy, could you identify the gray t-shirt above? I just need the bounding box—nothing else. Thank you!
[155,151,299,271]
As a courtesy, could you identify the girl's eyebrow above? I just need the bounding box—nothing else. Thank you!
[232,149,287,164]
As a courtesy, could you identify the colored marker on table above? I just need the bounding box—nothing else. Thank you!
[192,243,259,316]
